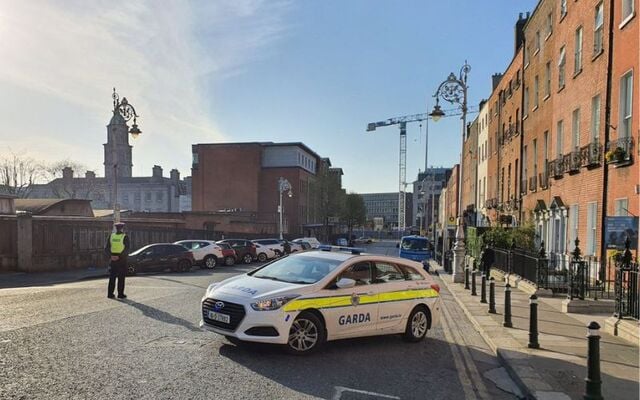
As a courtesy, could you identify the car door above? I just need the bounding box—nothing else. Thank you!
[138,246,160,272]
[374,261,414,332]
[319,261,379,339]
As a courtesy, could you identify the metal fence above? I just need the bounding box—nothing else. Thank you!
[614,240,639,320]
[487,241,615,300]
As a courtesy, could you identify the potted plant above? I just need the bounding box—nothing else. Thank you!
[606,147,627,163]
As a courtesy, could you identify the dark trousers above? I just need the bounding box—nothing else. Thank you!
[108,256,127,296]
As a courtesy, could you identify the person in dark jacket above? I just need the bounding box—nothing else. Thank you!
[480,243,495,276]
[105,222,130,299]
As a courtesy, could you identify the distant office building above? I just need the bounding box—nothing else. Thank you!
[361,192,412,229]
[412,168,451,232]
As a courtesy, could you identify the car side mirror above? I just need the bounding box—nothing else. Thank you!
[336,278,356,289]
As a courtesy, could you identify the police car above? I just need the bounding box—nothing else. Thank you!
[200,247,441,355]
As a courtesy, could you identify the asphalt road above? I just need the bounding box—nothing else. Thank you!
[0,242,519,400]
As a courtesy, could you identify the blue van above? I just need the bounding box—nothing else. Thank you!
[398,235,433,270]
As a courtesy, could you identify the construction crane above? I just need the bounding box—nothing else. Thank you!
[366,107,475,232]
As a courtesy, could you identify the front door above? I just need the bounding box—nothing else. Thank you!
[320,261,379,339]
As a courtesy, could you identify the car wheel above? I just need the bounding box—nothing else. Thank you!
[178,260,191,273]
[243,253,253,264]
[127,265,136,276]
[257,253,267,262]
[224,256,235,266]
[274,250,282,257]
[204,255,217,269]
[285,312,326,355]
[403,306,429,342]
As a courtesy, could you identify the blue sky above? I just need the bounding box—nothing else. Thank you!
[0,0,538,193]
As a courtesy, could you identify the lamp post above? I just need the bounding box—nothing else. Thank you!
[111,88,142,224]
[430,61,470,283]
[278,177,293,240]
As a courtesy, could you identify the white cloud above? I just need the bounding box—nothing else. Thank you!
[0,0,291,177]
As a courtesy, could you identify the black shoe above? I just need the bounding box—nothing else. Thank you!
[107,294,115,299]
[117,294,127,299]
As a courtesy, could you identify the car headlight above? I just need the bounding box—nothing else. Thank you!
[251,295,299,311]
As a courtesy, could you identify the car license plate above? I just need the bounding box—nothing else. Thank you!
[208,310,230,324]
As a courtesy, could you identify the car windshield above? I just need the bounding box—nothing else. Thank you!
[401,238,428,251]
[251,255,342,284]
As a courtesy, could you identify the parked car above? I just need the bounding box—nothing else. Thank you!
[252,238,285,256]
[355,237,373,244]
[281,240,304,253]
[252,242,277,262]
[175,240,224,269]
[294,241,312,250]
[127,244,194,275]
[217,239,257,264]
[293,237,321,248]
[216,242,237,266]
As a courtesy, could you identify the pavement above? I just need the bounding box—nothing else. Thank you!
[0,243,522,400]
[0,266,109,289]
[431,260,640,400]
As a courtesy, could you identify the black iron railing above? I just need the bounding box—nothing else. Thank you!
[614,239,639,320]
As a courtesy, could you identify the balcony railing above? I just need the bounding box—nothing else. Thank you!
[539,170,549,189]
[529,176,537,192]
[606,136,634,165]
[550,158,563,178]
[570,150,581,171]
[580,141,602,167]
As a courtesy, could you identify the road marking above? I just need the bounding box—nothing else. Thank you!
[439,288,492,400]
[332,386,400,399]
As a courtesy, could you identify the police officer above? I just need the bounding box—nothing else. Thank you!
[105,222,130,299]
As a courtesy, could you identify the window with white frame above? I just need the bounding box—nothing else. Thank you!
[557,120,564,157]
[561,0,568,18]
[546,12,553,37]
[619,71,634,138]
[574,26,583,74]
[591,94,601,141]
[533,139,538,178]
[558,46,566,88]
[545,61,551,97]
[622,0,635,22]
[572,108,581,149]
[569,204,579,249]
[586,202,598,256]
[535,31,541,53]
[594,3,604,54]
[615,198,629,216]
[524,86,530,115]
[534,76,539,108]
[544,131,549,172]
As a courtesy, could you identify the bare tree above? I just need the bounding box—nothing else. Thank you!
[0,152,42,198]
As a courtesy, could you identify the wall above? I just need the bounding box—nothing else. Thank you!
[476,103,490,225]
[191,143,262,212]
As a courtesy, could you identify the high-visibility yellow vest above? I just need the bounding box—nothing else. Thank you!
[110,233,126,254]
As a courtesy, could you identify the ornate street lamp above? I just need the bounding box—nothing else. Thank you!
[278,177,293,240]
[430,61,471,283]
[111,88,142,223]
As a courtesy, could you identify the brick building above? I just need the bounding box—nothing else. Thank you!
[464,0,638,271]
[191,142,343,237]
[607,0,638,247]
[462,116,479,225]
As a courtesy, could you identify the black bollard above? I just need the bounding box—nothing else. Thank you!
[528,294,540,349]
[480,273,487,303]
[503,283,513,327]
[584,322,603,400]
[471,269,477,296]
[464,266,470,290]
[488,277,497,313]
